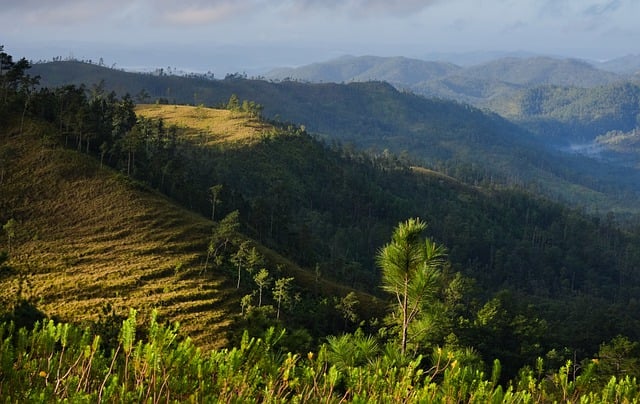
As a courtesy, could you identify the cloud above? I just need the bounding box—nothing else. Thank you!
[290,0,443,17]
[1,0,252,26]
[4,0,639,62]
[150,0,445,25]
[2,0,132,25]
[157,1,251,25]
[582,0,622,16]
[3,0,446,29]
[1,0,76,11]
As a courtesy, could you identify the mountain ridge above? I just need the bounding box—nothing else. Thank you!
[0,111,386,350]
[30,60,640,214]
[267,55,460,85]
[266,55,623,88]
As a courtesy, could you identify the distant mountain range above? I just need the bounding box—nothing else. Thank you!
[267,55,630,87]
[595,54,640,74]
[266,55,638,107]
[267,55,461,86]
[265,54,640,144]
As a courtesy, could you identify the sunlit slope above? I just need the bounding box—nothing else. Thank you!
[136,104,271,145]
[1,111,385,348]
[0,124,236,349]
[135,103,385,314]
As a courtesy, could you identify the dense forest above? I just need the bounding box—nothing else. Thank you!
[4,46,640,401]
[505,82,640,142]
[31,59,640,216]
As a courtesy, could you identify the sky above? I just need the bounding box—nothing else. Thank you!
[1,0,639,75]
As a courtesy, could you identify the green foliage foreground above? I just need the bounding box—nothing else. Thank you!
[1,310,639,403]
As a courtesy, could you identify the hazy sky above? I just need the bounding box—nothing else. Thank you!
[2,0,638,74]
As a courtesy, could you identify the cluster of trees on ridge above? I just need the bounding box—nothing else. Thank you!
[4,46,640,397]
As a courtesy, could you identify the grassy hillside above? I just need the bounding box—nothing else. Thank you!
[135,104,270,146]
[0,107,388,349]
[0,122,238,349]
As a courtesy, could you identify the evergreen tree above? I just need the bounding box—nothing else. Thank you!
[273,277,294,319]
[377,218,447,354]
[254,268,271,307]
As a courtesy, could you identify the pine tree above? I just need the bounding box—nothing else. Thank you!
[377,218,446,354]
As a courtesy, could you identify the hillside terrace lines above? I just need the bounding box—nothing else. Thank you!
[1,128,238,350]
[2,108,387,351]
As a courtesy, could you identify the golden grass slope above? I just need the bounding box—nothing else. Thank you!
[1,107,386,350]
[136,104,386,316]
[136,104,272,146]
[0,123,237,350]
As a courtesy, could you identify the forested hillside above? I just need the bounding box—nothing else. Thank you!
[596,54,640,74]
[265,54,640,149]
[264,55,640,163]
[498,82,640,142]
[456,57,621,87]
[31,60,640,214]
[0,79,383,354]
[5,47,640,400]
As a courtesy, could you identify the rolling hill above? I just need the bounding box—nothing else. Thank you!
[457,56,621,87]
[0,121,235,350]
[30,60,640,214]
[267,55,460,86]
[496,82,640,142]
[264,55,640,149]
[266,55,622,88]
[264,55,624,106]
[596,54,640,74]
[0,110,385,350]
[263,55,640,151]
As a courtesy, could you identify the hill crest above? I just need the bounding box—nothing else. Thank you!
[267,55,460,85]
[135,104,271,146]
